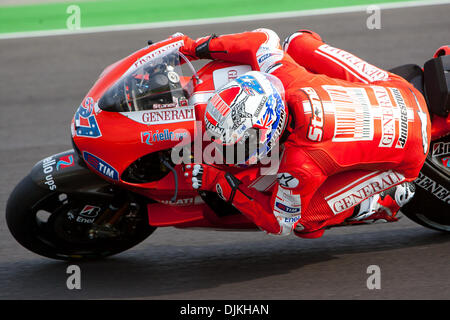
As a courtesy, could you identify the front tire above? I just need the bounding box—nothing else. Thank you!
[401,136,450,233]
[6,175,156,260]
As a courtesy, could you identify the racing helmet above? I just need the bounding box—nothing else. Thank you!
[204,71,288,166]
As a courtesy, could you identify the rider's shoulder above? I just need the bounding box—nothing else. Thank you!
[252,28,280,43]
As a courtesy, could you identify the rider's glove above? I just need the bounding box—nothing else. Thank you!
[178,34,218,60]
[183,164,222,192]
[183,164,244,203]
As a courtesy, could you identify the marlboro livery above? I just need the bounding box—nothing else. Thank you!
[5,30,450,261]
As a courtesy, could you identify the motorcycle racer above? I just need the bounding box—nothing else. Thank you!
[180,29,431,238]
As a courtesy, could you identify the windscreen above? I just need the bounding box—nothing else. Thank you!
[98,48,196,112]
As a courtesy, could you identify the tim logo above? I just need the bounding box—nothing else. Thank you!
[56,154,74,170]
[275,202,300,214]
[83,151,119,181]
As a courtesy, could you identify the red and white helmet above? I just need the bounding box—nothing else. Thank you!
[204,71,288,165]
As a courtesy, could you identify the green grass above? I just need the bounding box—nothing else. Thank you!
[0,0,419,34]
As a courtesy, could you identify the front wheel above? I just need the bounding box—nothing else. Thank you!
[6,175,156,260]
[402,185,450,232]
[401,136,450,233]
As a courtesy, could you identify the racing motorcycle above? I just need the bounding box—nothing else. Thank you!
[5,36,450,260]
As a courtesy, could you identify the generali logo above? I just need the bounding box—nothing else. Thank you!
[325,170,405,215]
[121,106,195,125]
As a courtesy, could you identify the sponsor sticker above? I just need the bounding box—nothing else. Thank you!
[415,172,450,204]
[56,154,75,170]
[324,85,373,142]
[273,185,301,234]
[325,170,405,215]
[141,129,188,145]
[74,97,102,138]
[227,70,238,80]
[126,40,184,73]
[42,156,57,190]
[121,106,195,125]
[73,205,101,224]
[41,153,76,191]
[373,86,396,148]
[274,186,301,216]
[432,142,450,157]
[317,44,389,83]
[284,216,300,224]
[275,202,300,214]
[159,197,204,206]
[258,53,274,64]
[302,87,324,142]
[372,86,393,108]
[256,48,284,73]
[83,151,119,181]
[79,205,101,218]
[390,88,408,149]
[442,157,450,168]
[379,107,395,148]
[253,96,268,118]
[212,65,252,90]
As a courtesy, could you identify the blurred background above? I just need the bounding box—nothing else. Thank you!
[0,0,437,34]
[0,0,449,300]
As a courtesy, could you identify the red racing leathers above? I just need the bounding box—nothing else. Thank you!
[181,29,431,238]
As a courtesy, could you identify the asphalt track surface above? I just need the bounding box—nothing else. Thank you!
[1,4,450,300]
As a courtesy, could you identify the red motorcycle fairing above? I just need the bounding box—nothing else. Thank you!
[71,37,259,229]
[70,36,433,232]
